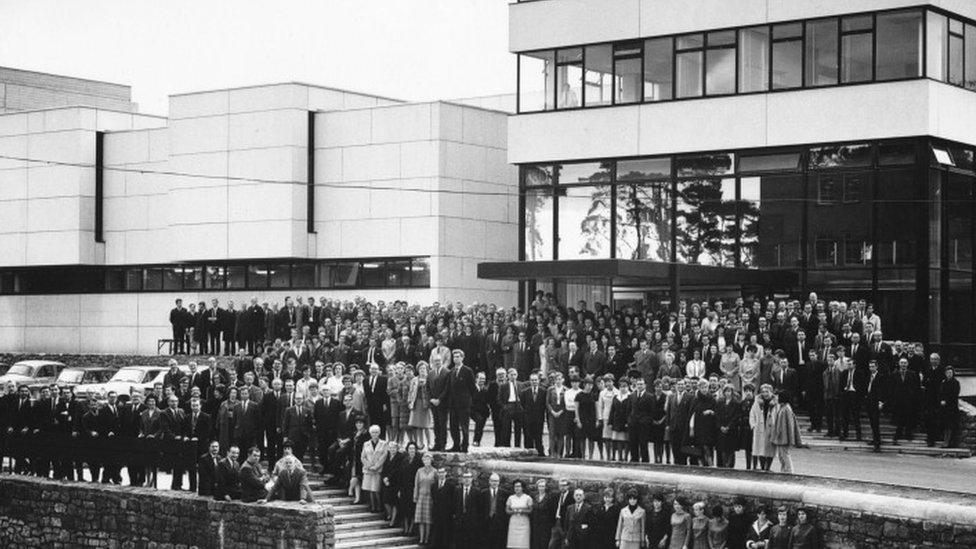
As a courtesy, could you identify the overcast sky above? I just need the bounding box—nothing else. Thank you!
[0,0,513,115]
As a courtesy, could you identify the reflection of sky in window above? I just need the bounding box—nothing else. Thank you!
[559,186,611,259]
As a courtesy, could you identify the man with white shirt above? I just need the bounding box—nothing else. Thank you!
[496,368,523,448]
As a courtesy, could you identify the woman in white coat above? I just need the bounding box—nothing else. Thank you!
[749,384,777,471]
[361,425,388,513]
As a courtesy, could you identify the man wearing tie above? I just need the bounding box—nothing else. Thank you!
[262,378,286,464]
[206,299,222,357]
[215,446,242,501]
[313,386,343,472]
[520,373,547,456]
[448,350,477,452]
[183,397,212,492]
[97,391,124,484]
[283,394,313,462]
[497,369,523,448]
[483,325,504,373]
[453,471,484,549]
[863,360,887,452]
[547,479,573,549]
[888,358,920,443]
[839,353,865,441]
[363,363,390,438]
[198,440,222,497]
[431,467,455,549]
[427,356,451,452]
[485,473,509,549]
[160,395,186,489]
[235,393,262,462]
[564,488,592,549]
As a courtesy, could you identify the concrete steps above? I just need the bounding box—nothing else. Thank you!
[306,472,420,549]
[795,416,971,458]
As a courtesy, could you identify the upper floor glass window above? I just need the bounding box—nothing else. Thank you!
[515,7,951,114]
[876,10,922,80]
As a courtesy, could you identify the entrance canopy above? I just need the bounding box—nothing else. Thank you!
[478,259,797,287]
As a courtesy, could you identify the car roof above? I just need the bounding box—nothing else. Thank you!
[62,366,117,372]
[119,365,168,371]
[13,360,66,367]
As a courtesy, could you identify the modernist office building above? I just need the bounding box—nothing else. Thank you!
[480,0,976,361]
[0,71,517,354]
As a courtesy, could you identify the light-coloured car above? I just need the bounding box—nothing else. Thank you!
[0,360,66,392]
[74,363,210,400]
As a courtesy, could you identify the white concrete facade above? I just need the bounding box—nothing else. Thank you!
[0,82,518,355]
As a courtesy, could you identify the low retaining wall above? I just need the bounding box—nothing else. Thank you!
[464,459,976,549]
[0,476,334,548]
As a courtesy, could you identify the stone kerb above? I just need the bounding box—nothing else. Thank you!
[0,475,334,548]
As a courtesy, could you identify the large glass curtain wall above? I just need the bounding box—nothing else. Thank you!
[516,7,976,113]
[519,139,976,349]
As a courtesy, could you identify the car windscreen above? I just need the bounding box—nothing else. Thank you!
[111,369,147,383]
[7,364,34,376]
[57,370,86,384]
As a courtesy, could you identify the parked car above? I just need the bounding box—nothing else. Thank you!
[0,360,67,394]
[41,366,118,391]
[74,364,209,401]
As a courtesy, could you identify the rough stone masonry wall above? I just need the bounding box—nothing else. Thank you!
[464,459,976,549]
[0,476,334,549]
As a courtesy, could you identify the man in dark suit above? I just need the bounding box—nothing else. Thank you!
[427,356,451,451]
[262,378,286,464]
[97,391,123,484]
[863,360,887,452]
[31,386,56,477]
[484,325,505,373]
[170,298,188,355]
[363,363,390,438]
[186,361,211,400]
[582,340,607,378]
[665,379,694,465]
[198,440,222,497]
[868,332,893,373]
[457,324,485,374]
[564,489,593,549]
[119,392,145,485]
[512,331,533,380]
[240,446,271,503]
[803,349,826,432]
[485,473,509,549]
[770,358,799,401]
[183,397,212,492]
[220,301,238,356]
[627,377,654,463]
[520,373,547,456]
[160,395,187,489]
[214,446,242,501]
[497,370,523,448]
[234,393,262,462]
[453,471,485,549]
[848,332,869,371]
[283,394,313,461]
[313,386,343,471]
[206,299,222,356]
[839,362,866,441]
[546,479,573,549]
[431,467,455,549]
[888,357,920,443]
[447,350,477,452]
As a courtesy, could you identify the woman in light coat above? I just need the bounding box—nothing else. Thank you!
[749,383,776,470]
[615,490,646,549]
[768,392,802,473]
[361,425,388,513]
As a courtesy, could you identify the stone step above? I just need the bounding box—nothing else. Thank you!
[335,519,391,532]
[333,504,372,515]
[335,536,420,549]
[803,439,971,458]
[334,511,383,523]
[335,527,407,542]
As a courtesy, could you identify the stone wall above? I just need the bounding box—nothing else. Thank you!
[0,476,334,548]
[463,459,976,549]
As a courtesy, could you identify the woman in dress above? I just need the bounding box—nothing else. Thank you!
[360,425,388,513]
[598,374,617,460]
[387,363,406,444]
[646,493,672,549]
[216,386,239,452]
[381,441,403,527]
[690,501,709,549]
[573,377,600,459]
[609,378,631,461]
[707,505,729,549]
[719,347,742,394]
[397,442,421,535]
[408,362,433,450]
[413,452,437,545]
[615,490,646,549]
[324,363,345,396]
[546,375,568,458]
[505,479,533,549]
[349,418,369,504]
[715,385,740,469]
[739,346,760,393]
[669,498,693,549]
